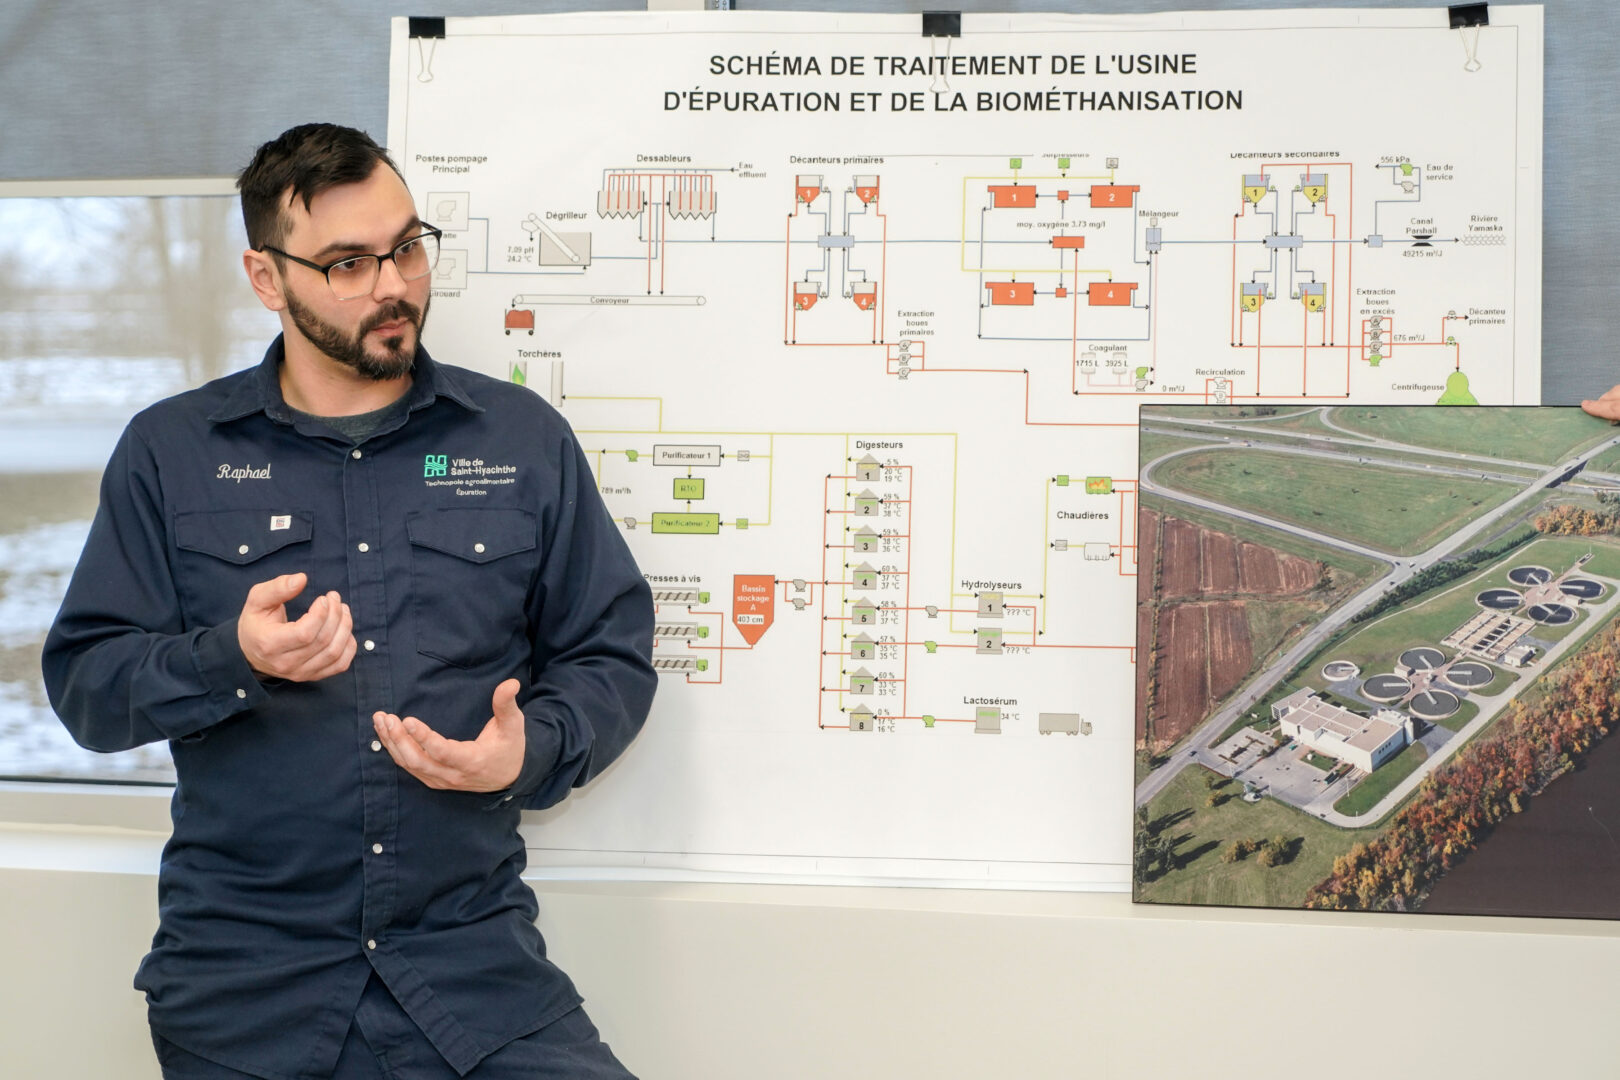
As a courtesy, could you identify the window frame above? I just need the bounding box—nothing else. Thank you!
[0,175,240,834]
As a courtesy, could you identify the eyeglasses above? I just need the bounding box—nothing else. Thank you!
[261,225,442,300]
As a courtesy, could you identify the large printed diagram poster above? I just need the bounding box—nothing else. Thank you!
[387,9,1542,887]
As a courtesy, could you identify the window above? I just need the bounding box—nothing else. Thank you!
[0,194,280,784]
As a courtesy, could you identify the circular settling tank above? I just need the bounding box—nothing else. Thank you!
[1399,646,1447,671]
[1442,661,1492,689]
[1362,674,1412,702]
[1322,660,1361,683]
[1409,689,1460,720]
[1527,603,1575,625]
[1560,578,1605,601]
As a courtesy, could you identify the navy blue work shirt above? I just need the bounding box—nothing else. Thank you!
[42,338,657,1080]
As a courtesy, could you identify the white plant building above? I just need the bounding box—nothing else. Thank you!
[1271,688,1415,773]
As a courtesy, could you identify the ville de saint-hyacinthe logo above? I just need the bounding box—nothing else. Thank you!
[423,453,518,492]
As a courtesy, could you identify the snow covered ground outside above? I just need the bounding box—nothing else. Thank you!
[0,516,176,782]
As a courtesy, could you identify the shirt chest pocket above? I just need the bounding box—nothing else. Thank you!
[172,509,315,628]
[406,508,538,668]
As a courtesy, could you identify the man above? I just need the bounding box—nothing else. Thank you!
[43,123,657,1079]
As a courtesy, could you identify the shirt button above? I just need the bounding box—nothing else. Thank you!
[371,740,382,752]
[238,544,249,555]
[366,939,376,950]
[474,542,486,554]
[358,542,369,552]
[372,843,383,854]
[352,449,363,459]
[364,639,375,651]
[503,795,513,802]
[235,688,247,699]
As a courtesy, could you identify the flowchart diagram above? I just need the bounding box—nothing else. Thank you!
[389,9,1541,886]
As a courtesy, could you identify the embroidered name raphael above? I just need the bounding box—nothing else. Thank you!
[217,463,272,482]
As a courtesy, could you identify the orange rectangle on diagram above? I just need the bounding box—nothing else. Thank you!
[988,282,1035,306]
[1088,282,1136,306]
[1089,185,1140,208]
[1051,236,1087,249]
[988,185,1036,209]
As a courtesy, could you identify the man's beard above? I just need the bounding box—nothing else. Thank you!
[284,290,430,381]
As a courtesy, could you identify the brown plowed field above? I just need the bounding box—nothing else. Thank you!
[1239,543,1317,594]
[1137,509,1160,607]
[1137,511,1318,748]
[1154,512,1318,601]
[1200,531,1240,593]
[1206,604,1254,702]
[1155,605,1210,746]
[1160,516,1202,597]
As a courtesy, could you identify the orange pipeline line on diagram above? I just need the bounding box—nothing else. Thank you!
[900,460,913,717]
[1116,483,1139,577]
[681,610,726,685]
[817,471,833,727]
[913,365,1139,427]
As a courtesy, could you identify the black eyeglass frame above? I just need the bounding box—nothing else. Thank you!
[260,224,443,299]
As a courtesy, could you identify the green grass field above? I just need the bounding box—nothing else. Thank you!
[1151,449,1518,555]
[1513,534,1620,579]
[1258,409,1368,439]
[1323,587,1493,673]
[1304,751,1336,771]
[1325,407,1616,466]
[1588,443,1620,473]
[1471,665,1521,696]
[1334,742,1429,817]
[1428,697,1478,733]
[1341,447,1542,479]
[1138,430,1221,465]
[1136,766,1382,907]
[1242,599,1327,671]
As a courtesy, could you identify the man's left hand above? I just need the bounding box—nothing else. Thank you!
[373,679,525,793]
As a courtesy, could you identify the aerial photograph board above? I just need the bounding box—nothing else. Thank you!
[1134,405,1620,918]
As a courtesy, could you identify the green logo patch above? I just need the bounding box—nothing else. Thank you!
[424,454,447,477]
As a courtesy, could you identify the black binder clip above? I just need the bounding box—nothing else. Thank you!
[921,11,960,91]
[1449,4,1487,72]
[409,17,444,84]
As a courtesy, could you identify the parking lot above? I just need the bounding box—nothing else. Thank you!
[1209,726,1356,809]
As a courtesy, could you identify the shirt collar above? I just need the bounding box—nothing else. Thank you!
[207,334,483,424]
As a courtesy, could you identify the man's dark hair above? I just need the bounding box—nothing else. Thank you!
[237,123,404,255]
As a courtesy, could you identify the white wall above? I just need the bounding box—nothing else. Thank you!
[5,829,1620,1079]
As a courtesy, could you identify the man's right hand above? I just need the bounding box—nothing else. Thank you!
[1581,385,1620,423]
[237,572,357,681]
